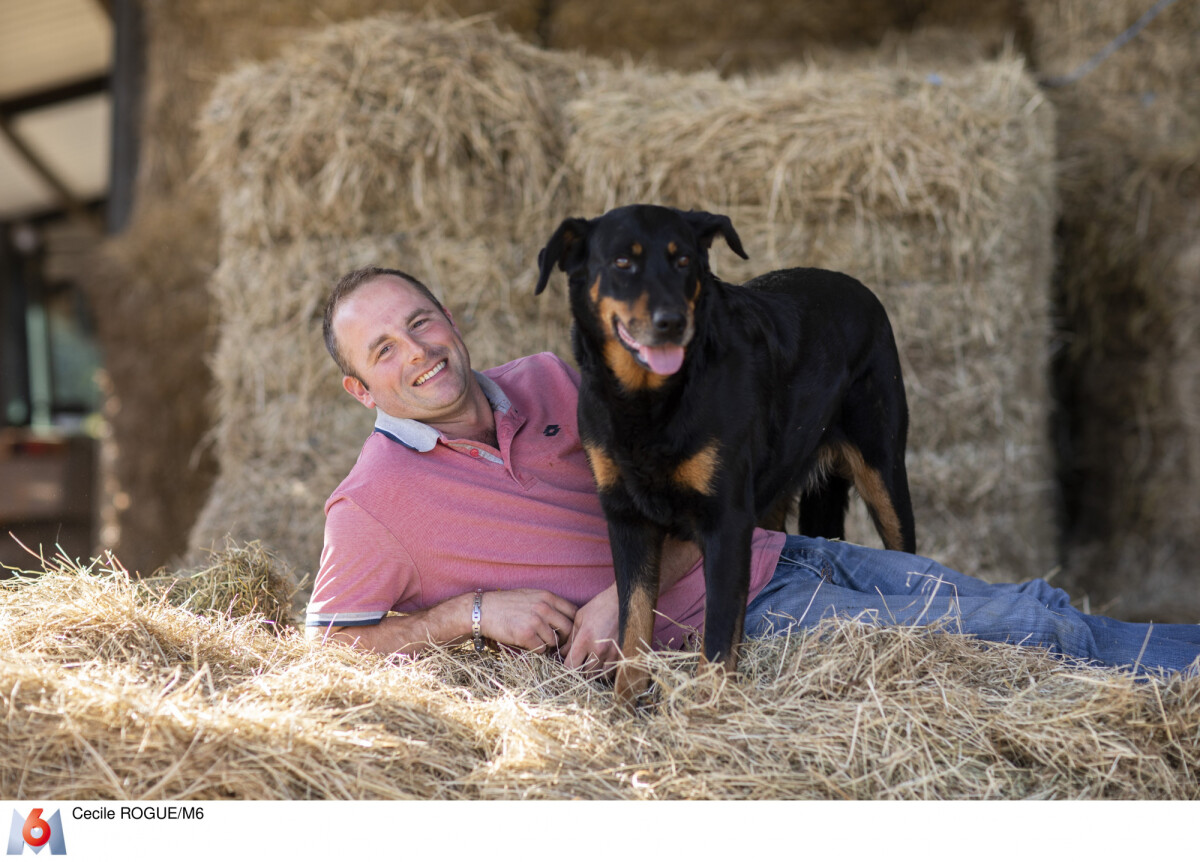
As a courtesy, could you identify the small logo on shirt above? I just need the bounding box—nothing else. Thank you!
[543,425,561,437]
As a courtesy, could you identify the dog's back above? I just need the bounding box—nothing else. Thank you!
[728,268,912,546]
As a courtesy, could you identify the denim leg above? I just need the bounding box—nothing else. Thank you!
[745,535,1200,674]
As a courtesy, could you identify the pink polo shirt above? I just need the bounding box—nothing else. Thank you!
[307,352,786,649]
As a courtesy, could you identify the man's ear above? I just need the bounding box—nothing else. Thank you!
[535,216,591,294]
[440,304,460,335]
[343,375,375,409]
[677,209,749,261]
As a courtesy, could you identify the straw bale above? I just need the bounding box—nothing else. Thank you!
[545,0,1030,73]
[197,12,603,245]
[3,554,1200,800]
[1061,158,1200,620]
[142,540,308,628]
[559,55,1058,580]
[0,555,483,799]
[1026,0,1200,619]
[139,1,543,198]
[1028,0,1200,98]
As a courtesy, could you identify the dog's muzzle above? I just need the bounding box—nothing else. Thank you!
[616,318,688,375]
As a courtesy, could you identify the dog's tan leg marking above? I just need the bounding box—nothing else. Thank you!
[836,441,905,551]
[583,444,621,492]
[673,441,721,496]
[615,583,657,705]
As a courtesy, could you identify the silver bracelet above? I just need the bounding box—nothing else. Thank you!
[472,589,485,652]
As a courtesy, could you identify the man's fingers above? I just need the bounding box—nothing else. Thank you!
[537,607,574,650]
[518,604,575,653]
[562,631,589,668]
[563,634,618,671]
[535,620,564,653]
[549,595,578,622]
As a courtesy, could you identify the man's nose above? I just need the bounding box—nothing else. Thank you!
[402,333,430,362]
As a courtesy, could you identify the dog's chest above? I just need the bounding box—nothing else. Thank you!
[592,434,721,528]
[578,380,731,526]
[622,438,718,493]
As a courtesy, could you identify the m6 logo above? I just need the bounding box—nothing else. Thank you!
[6,809,66,856]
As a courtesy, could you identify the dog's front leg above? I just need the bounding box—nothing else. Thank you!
[699,515,755,673]
[607,514,666,706]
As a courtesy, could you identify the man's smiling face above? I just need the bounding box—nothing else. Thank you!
[334,275,476,426]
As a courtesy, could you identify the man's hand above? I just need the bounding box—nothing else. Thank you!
[477,588,578,653]
[561,537,701,673]
[561,582,621,672]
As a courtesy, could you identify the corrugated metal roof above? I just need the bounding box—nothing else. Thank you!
[0,0,112,220]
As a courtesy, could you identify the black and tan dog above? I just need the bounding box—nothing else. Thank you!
[535,204,915,705]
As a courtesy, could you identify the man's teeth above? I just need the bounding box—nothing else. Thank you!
[414,360,446,386]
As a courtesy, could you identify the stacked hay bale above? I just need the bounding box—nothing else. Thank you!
[561,56,1058,581]
[1027,0,1200,619]
[545,0,1032,72]
[192,12,1057,587]
[189,14,600,573]
[85,0,542,577]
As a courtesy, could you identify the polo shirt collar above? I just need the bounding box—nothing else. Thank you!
[374,371,511,452]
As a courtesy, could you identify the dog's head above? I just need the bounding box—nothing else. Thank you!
[535,205,747,382]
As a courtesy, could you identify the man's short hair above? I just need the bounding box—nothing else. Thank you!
[323,266,445,380]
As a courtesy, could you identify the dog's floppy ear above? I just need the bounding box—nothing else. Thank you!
[678,209,749,261]
[535,217,591,295]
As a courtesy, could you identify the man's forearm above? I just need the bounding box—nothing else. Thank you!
[308,587,580,656]
[309,592,474,656]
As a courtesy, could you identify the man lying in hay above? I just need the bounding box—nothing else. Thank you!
[306,266,1200,676]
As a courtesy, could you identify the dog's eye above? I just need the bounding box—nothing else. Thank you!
[614,257,632,270]
[676,256,691,268]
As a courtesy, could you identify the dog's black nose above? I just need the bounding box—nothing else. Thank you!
[652,309,686,339]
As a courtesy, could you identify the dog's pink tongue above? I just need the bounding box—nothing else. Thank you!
[640,344,685,376]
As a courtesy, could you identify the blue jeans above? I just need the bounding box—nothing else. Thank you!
[745,535,1200,674]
